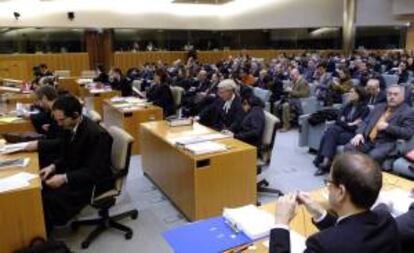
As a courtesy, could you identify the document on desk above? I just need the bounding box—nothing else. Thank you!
[376,189,414,217]
[173,133,230,146]
[262,230,307,253]
[0,116,21,124]
[0,142,30,154]
[0,157,30,169]
[184,141,228,155]
[0,172,37,193]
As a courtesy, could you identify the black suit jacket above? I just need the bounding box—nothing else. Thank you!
[53,117,113,192]
[234,106,265,147]
[199,95,245,131]
[366,91,386,105]
[147,83,175,117]
[335,103,369,132]
[269,210,401,253]
[356,103,414,142]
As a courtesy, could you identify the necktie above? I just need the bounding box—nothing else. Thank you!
[369,108,392,141]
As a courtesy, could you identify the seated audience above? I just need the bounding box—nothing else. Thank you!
[110,68,133,97]
[278,68,310,131]
[270,152,401,253]
[330,68,353,104]
[314,62,333,105]
[40,95,114,233]
[346,85,414,166]
[366,78,386,106]
[313,86,369,176]
[405,81,414,107]
[226,95,265,148]
[146,69,175,118]
[198,79,244,132]
[254,69,272,89]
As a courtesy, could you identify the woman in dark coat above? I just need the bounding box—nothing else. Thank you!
[232,95,266,148]
[146,68,175,118]
[314,86,370,176]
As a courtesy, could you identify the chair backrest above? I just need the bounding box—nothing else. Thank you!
[85,110,102,123]
[351,78,360,87]
[382,74,399,87]
[262,111,280,148]
[300,96,319,115]
[253,87,271,103]
[81,70,97,79]
[170,86,185,108]
[107,126,134,192]
[54,70,71,78]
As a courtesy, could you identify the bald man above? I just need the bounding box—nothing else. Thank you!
[366,79,386,106]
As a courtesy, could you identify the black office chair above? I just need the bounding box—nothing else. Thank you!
[257,111,283,197]
[71,126,138,249]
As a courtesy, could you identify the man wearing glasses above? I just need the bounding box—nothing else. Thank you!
[269,152,401,253]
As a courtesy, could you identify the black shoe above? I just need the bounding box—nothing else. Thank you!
[313,158,321,167]
[314,168,328,176]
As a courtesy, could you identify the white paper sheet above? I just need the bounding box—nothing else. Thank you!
[0,142,30,154]
[0,172,37,193]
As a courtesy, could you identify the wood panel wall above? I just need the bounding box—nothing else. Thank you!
[0,60,28,80]
[406,25,414,53]
[0,53,89,80]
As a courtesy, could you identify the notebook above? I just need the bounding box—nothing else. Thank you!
[0,158,30,169]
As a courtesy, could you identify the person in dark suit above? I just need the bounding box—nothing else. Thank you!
[197,79,244,132]
[347,85,414,166]
[404,82,414,107]
[39,95,114,233]
[314,86,369,176]
[366,79,387,106]
[110,68,133,97]
[225,95,265,148]
[93,64,109,84]
[146,68,175,118]
[270,152,401,253]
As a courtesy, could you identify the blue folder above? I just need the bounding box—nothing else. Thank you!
[163,216,252,253]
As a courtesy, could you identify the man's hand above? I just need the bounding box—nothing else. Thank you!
[41,124,50,132]
[221,130,234,137]
[25,141,38,152]
[39,164,56,181]
[377,121,389,131]
[297,192,325,221]
[274,193,298,225]
[45,174,66,189]
[350,134,364,147]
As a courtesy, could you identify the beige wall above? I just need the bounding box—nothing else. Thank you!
[393,0,414,16]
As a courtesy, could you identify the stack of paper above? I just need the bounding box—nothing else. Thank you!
[376,189,414,217]
[0,116,21,124]
[223,205,276,240]
[173,133,230,146]
[0,158,30,169]
[184,141,227,155]
[0,142,29,154]
[0,172,38,193]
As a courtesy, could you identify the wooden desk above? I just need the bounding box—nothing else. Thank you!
[0,152,46,253]
[103,100,163,154]
[57,77,81,96]
[81,88,120,118]
[140,121,257,221]
[241,172,414,253]
[0,103,35,134]
[2,93,36,105]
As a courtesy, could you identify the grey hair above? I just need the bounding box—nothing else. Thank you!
[387,84,405,96]
[217,79,237,92]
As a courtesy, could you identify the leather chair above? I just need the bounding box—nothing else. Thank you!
[71,126,138,249]
[257,111,283,197]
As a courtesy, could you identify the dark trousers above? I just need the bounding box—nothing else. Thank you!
[396,206,414,252]
[345,139,396,164]
[316,124,354,163]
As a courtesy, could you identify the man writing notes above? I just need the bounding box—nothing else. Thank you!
[269,152,401,253]
[40,95,114,232]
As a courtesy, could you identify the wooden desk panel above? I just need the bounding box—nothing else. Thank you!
[3,93,36,105]
[81,88,120,118]
[57,77,81,96]
[0,152,46,253]
[103,101,163,154]
[140,121,257,221]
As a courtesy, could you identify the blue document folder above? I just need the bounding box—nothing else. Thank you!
[163,216,252,253]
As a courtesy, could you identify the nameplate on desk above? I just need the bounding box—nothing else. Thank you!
[167,118,193,127]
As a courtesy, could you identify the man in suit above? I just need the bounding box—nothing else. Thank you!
[279,68,310,131]
[197,79,244,132]
[346,84,414,166]
[110,68,133,97]
[270,152,401,253]
[366,79,386,106]
[40,95,114,233]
